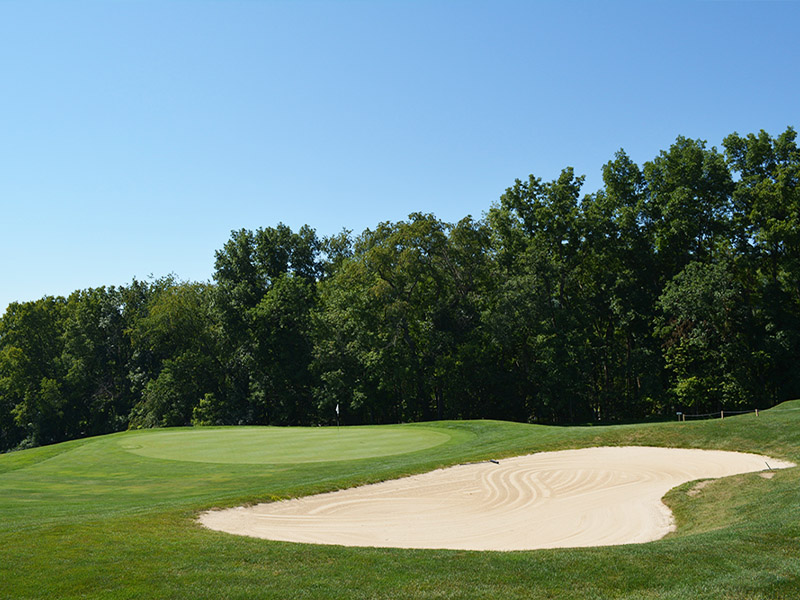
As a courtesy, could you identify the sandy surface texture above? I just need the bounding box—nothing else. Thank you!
[199,446,794,551]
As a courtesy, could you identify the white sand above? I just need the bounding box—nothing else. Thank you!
[199,446,794,551]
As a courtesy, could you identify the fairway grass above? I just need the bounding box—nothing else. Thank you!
[2,404,800,599]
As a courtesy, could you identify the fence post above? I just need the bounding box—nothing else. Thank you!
[721,410,724,419]
[756,408,759,417]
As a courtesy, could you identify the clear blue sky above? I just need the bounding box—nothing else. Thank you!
[2,0,798,312]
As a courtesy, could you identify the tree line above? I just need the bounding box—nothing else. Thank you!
[2,128,798,452]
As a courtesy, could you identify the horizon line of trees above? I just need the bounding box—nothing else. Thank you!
[2,127,799,452]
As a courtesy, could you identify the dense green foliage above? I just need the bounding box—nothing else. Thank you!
[1,127,799,451]
[1,406,799,599]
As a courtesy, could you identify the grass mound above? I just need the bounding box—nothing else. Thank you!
[769,399,800,411]
[1,407,798,599]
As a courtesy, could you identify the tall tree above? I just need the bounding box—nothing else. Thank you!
[213,224,322,424]
[249,273,317,424]
[313,214,494,423]
[577,151,662,419]
[61,287,133,437]
[642,137,734,279]
[724,127,800,402]
[0,297,68,448]
[486,168,592,423]
[657,260,755,413]
[128,280,219,428]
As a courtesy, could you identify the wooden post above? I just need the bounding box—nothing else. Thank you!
[756,408,759,417]
[721,410,724,419]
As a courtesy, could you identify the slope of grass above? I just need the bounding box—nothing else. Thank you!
[1,404,799,599]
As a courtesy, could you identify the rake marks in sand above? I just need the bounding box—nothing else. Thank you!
[200,446,794,551]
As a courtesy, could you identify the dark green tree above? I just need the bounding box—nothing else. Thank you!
[724,127,800,403]
[249,273,317,424]
[61,287,133,437]
[487,168,592,423]
[642,137,734,279]
[213,224,322,424]
[128,280,219,428]
[577,151,662,419]
[0,297,68,448]
[657,260,754,413]
[313,214,494,423]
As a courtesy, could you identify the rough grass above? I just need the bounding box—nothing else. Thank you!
[1,402,799,599]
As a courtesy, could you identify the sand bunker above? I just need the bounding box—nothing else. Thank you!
[199,446,794,551]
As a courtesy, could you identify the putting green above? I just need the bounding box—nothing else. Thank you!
[118,425,452,464]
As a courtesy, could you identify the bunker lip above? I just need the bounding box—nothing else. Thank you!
[198,446,795,551]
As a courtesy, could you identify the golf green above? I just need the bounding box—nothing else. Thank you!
[118,425,452,464]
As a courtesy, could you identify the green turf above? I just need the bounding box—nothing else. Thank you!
[119,425,454,464]
[2,405,799,599]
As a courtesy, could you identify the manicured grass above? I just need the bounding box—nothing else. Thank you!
[120,425,455,464]
[1,403,799,599]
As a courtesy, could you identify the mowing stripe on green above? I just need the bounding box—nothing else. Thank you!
[118,425,452,464]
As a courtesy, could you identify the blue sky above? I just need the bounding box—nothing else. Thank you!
[2,0,798,311]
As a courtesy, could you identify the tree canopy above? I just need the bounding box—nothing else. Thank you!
[1,127,798,451]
